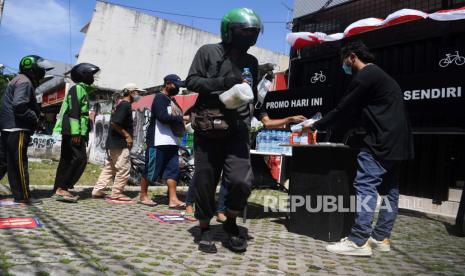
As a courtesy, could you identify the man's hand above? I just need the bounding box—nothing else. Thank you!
[71,135,81,145]
[224,76,243,89]
[288,115,307,123]
[125,136,133,149]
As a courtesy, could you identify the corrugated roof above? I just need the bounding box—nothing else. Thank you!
[293,0,352,19]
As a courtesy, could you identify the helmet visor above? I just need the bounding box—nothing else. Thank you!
[37,59,54,71]
[229,22,263,35]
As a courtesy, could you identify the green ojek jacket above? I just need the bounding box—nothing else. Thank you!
[53,83,94,138]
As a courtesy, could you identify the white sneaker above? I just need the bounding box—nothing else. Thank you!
[326,237,372,256]
[368,237,391,252]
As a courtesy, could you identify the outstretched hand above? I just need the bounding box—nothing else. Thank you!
[288,115,307,123]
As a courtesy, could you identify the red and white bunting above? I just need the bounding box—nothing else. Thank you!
[287,6,465,49]
[429,6,465,21]
[286,32,343,49]
[344,17,384,37]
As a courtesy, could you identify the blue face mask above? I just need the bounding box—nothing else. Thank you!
[342,63,352,75]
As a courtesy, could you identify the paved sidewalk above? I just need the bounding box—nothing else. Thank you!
[1,185,465,275]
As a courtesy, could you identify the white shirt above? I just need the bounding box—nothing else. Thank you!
[153,105,180,146]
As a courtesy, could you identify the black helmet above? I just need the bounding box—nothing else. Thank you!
[19,55,54,84]
[70,63,100,85]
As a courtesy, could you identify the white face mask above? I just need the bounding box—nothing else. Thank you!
[255,74,272,109]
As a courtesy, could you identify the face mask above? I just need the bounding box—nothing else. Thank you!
[231,33,258,51]
[342,63,352,75]
[82,75,94,85]
[132,95,140,103]
[168,86,179,96]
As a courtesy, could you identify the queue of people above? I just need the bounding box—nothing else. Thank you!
[0,7,413,257]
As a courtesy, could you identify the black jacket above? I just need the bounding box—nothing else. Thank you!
[0,74,40,131]
[186,43,266,124]
[314,64,414,161]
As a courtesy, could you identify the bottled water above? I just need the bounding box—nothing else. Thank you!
[276,131,283,154]
[273,131,279,154]
[242,68,253,87]
[255,131,262,151]
[281,131,289,154]
[263,130,270,152]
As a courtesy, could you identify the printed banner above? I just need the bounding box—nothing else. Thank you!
[0,217,43,229]
[147,213,192,224]
[0,198,25,208]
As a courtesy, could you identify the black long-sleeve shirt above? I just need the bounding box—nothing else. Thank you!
[0,74,40,131]
[186,43,267,124]
[314,64,414,161]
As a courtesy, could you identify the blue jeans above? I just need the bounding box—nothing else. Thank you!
[217,182,227,213]
[348,151,401,246]
[186,177,227,213]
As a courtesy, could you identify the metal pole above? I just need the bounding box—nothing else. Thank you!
[0,0,5,26]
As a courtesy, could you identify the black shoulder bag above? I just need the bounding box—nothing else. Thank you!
[190,57,236,139]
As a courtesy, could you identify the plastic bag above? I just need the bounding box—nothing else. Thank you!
[219,83,254,109]
[290,112,322,132]
[255,74,272,109]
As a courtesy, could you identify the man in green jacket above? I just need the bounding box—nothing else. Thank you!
[52,63,100,203]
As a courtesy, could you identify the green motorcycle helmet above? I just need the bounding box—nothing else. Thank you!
[19,55,54,84]
[221,8,263,46]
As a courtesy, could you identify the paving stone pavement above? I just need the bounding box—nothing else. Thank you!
[0,186,465,276]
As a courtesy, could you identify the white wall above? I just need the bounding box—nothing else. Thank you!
[78,2,289,90]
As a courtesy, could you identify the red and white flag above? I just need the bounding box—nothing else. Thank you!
[287,6,465,49]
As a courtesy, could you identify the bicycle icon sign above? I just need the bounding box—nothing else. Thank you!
[439,51,465,67]
[311,71,326,83]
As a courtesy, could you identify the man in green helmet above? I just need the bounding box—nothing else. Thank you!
[186,7,265,253]
[0,55,53,205]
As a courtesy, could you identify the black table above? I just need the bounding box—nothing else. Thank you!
[288,144,359,242]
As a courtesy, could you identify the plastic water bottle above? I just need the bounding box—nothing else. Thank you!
[242,68,253,87]
[273,131,279,153]
[260,130,266,152]
[276,131,282,154]
[256,132,262,151]
[268,130,274,153]
[264,130,271,152]
[280,131,288,154]
[272,131,278,153]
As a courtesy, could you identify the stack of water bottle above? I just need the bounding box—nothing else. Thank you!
[256,130,292,155]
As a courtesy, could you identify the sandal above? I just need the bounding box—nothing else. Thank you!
[53,194,78,203]
[169,202,187,210]
[138,199,158,207]
[92,192,107,199]
[107,194,132,201]
[183,213,197,221]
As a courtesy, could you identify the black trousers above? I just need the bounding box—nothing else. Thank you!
[0,131,31,200]
[192,122,253,221]
[54,135,87,191]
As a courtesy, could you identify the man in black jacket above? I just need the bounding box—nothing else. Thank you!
[186,8,265,254]
[0,55,53,204]
[304,41,414,256]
